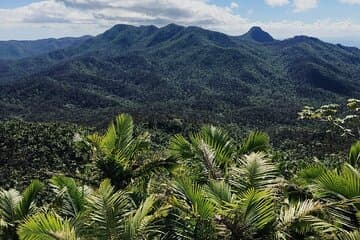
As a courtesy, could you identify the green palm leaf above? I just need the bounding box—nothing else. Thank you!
[349,141,360,168]
[88,114,150,187]
[230,152,278,191]
[240,131,270,155]
[17,212,77,240]
[123,195,167,240]
[205,180,233,206]
[171,178,215,219]
[50,176,90,218]
[337,230,360,240]
[236,188,275,230]
[0,180,43,239]
[86,179,131,239]
[168,125,235,180]
[276,199,323,240]
[314,164,360,200]
[16,180,44,220]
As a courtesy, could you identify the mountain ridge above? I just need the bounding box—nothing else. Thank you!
[0,24,359,128]
[0,36,91,60]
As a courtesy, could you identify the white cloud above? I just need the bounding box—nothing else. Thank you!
[0,0,359,47]
[230,2,239,9]
[293,0,318,12]
[339,0,360,4]
[264,0,290,7]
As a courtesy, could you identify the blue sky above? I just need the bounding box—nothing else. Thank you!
[0,0,359,47]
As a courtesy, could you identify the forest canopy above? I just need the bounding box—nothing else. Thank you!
[1,98,360,239]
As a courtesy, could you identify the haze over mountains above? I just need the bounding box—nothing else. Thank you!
[0,24,359,127]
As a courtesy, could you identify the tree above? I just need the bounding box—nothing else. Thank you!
[167,152,277,240]
[88,113,174,188]
[18,179,168,240]
[0,180,44,239]
[168,125,270,182]
[298,99,360,139]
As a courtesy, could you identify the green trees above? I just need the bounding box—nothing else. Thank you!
[0,180,44,239]
[88,113,174,189]
[1,113,360,239]
[299,99,360,139]
[17,178,166,240]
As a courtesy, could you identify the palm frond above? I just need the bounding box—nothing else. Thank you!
[17,212,77,240]
[86,179,131,239]
[88,114,151,188]
[171,178,215,219]
[16,180,44,220]
[168,126,235,180]
[230,152,278,191]
[123,195,167,240]
[337,230,360,240]
[349,141,360,168]
[296,164,327,185]
[240,131,270,155]
[205,180,233,206]
[50,176,90,218]
[235,188,275,230]
[196,125,235,167]
[0,189,21,224]
[102,114,134,156]
[314,164,360,200]
[196,141,223,180]
[276,199,323,240]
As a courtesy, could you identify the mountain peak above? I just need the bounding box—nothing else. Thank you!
[243,26,274,43]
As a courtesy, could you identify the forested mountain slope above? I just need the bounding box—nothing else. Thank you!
[0,24,359,127]
[0,36,91,60]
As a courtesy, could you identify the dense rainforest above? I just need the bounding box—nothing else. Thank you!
[1,110,360,240]
[0,24,359,127]
[0,24,360,239]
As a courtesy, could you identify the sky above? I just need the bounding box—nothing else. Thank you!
[0,0,359,47]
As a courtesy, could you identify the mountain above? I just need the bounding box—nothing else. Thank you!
[0,36,91,60]
[0,24,359,128]
[241,26,275,43]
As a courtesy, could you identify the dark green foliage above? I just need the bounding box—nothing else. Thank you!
[0,36,90,60]
[349,141,360,168]
[0,120,90,188]
[240,131,270,155]
[0,24,359,130]
[0,112,360,239]
[88,114,175,188]
[241,26,274,43]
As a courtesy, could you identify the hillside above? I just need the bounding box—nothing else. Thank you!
[0,36,91,60]
[0,24,359,128]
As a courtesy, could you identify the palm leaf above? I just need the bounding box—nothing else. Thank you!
[17,212,77,240]
[314,164,360,200]
[337,230,360,240]
[236,188,275,230]
[349,141,360,168]
[205,180,233,206]
[123,195,167,240]
[50,176,89,219]
[0,189,21,224]
[171,178,215,219]
[230,152,278,191]
[240,131,270,155]
[86,179,131,239]
[276,199,323,240]
[15,180,44,220]
[196,125,235,167]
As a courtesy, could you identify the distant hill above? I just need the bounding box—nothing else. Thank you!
[0,24,359,128]
[0,36,91,60]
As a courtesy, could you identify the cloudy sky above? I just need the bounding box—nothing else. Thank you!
[0,0,360,46]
